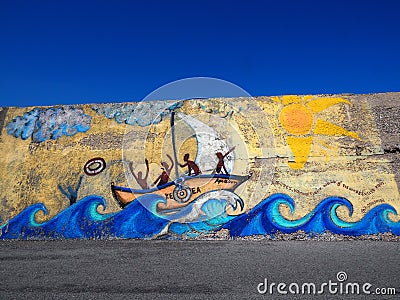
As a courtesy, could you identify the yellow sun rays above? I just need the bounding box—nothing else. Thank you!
[272,95,361,169]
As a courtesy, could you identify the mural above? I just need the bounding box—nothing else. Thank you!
[0,95,399,239]
[271,95,361,169]
[6,106,91,143]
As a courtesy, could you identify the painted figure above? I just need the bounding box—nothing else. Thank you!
[179,153,201,176]
[214,146,236,175]
[153,154,174,187]
[129,159,150,189]
[58,175,83,206]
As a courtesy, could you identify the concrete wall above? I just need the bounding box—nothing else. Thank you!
[0,93,399,239]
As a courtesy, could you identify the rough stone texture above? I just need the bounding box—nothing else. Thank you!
[363,93,400,183]
[0,107,8,142]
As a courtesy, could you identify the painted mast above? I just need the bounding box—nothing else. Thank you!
[170,111,179,179]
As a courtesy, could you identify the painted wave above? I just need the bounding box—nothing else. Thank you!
[223,194,400,237]
[0,192,237,239]
[0,195,168,239]
[0,193,399,239]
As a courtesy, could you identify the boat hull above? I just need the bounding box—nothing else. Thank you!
[111,174,249,211]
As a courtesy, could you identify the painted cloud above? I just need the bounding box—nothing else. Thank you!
[6,107,92,143]
[91,101,183,126]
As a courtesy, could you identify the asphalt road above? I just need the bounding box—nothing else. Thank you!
[0,240,399,299]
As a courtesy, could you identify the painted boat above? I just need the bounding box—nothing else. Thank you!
[112,111,249,213]
[111,174,250,211]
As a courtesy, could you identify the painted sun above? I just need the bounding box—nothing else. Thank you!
[272,95,361,170]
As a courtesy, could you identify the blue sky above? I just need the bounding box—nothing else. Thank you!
[0,0,399,107]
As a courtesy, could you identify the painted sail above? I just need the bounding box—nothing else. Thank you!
[176,113,234,173]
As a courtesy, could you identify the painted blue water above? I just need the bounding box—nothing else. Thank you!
[1,193,399,239]
[223,194,400,237]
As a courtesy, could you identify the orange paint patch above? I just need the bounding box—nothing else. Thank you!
[279,104,314,135]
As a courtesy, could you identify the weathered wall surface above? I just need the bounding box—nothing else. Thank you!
[0,93,399,239]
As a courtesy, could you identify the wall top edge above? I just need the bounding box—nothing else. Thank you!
[1,92,400,110]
